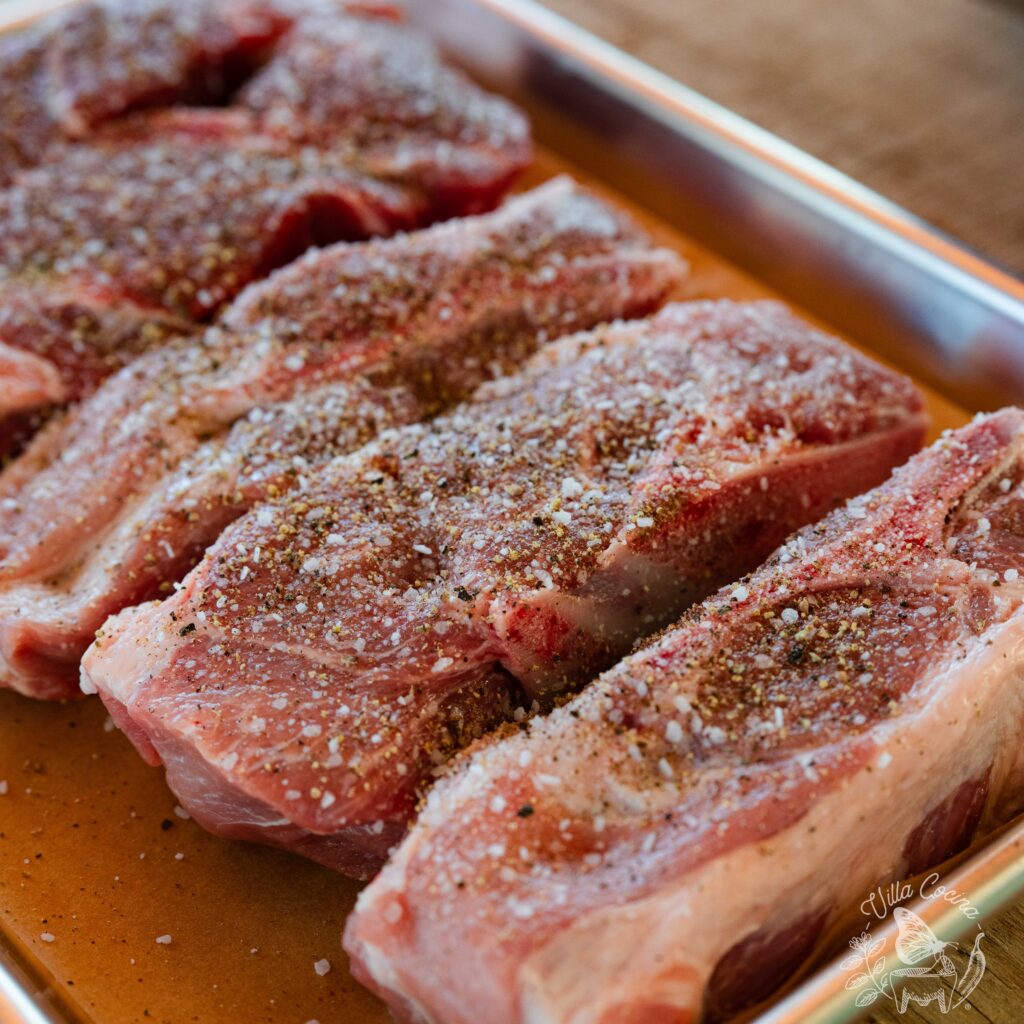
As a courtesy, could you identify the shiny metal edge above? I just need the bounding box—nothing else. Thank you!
[0,965,56,1024]
[413,0,1024,411]
[758,817,1024,1024]
[0,938,65,1024]
[0,1,1021,1023]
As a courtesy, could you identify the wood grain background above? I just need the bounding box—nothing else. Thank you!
[540,0,1024,278]
[536,2,1024,1022]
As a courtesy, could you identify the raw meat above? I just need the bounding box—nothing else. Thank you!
[0,276,189,418]
[82,300,926,877]
[0,178,683,699]
[233,3,529,219]
[0,0,370,184]
[346,408,1024,1024]
[0,0,531,425]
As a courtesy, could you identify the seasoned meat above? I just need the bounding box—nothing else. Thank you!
[82,300,925,877]
[347,410,1024,1024]
[0,179,682,698]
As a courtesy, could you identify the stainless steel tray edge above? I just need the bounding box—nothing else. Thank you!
[759,818,1024,1024]
[415,0,1024,411]
[0,942,63,1024]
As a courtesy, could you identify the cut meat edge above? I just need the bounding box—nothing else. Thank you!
[0,339,64,416]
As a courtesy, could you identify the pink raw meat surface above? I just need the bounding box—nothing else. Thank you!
[0,0,531,426]
[0,0,299,183]
[346,409,1024,1024]
[0,178,682,699]
[82,299,926,878]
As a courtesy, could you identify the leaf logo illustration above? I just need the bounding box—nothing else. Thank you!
[844,887,986,1014]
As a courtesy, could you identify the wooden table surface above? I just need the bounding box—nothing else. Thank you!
[537,2,1024,1022]
[541,0,1024,277]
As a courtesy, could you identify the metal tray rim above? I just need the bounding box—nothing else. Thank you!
[454,0,1024,305]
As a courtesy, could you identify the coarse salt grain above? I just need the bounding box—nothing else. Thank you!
[1005,568,1019,582]
[155,934,172,945]
[40,932,55,943]
[314,959,331,976]
[780,607,799,624]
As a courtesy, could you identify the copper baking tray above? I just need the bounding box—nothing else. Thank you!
[2,1,1024,1022]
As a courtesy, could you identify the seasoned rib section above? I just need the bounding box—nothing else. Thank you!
[0,1,531,424]
[0,111,412,420]
[0,0,365,183]
[82,300,926,877]
[37,0,299,136]
[0,179,683,699]
[346,409,1024,1024]
[234,4,528,218]
[0,274,189,418]
[0,341,64,419]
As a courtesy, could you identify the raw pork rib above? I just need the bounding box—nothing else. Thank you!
[0,0,296,183]
[0,178,682,699]
[347,409,1024,1024]
[0,0,531,421]
[82,301,926,877]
